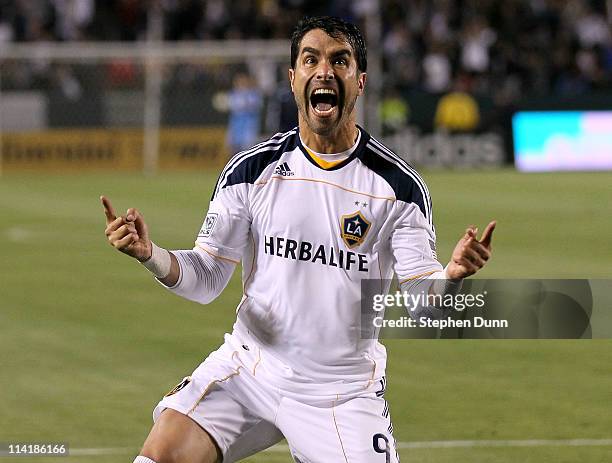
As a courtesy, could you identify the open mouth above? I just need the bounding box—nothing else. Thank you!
[309,87,338,117]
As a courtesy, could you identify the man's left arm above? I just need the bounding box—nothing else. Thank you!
[391,203,496,319]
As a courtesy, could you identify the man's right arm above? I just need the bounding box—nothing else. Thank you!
[101,195,236,305]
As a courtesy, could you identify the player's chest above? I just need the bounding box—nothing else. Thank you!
[250,167,395,251]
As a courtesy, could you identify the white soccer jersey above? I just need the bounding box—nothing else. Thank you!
[191,126,442,389]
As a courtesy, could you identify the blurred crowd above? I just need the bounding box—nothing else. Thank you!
[0,0,610,135]
[1,0,610,99]
[381,0,611,105]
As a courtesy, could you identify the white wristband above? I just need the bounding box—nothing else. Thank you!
[141,242,172,279]
[430,264,463,296]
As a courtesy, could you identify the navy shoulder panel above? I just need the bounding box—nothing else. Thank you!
[359,138,431,219]
[211,129,298,200]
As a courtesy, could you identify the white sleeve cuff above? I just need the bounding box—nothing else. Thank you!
[140,242,172,279]
[429,264,463,296]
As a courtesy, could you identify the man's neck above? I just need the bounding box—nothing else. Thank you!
[298,120,359,154]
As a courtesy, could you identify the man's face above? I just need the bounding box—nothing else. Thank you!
[289,29,366,136]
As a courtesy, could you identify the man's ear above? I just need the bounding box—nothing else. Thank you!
[288,68,295,93]
[357,72,367,96]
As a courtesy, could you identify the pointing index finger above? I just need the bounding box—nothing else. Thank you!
[100,195,117,224]
[479,220,497,248]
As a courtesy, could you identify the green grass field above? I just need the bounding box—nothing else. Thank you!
[1,169,611,462]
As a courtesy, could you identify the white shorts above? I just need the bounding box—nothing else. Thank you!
[153,331,399,463]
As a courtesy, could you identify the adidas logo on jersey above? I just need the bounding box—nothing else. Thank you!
[274,162,294,176]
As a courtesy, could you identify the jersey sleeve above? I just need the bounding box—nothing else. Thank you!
[391,200,443,284]
[195,181,251,263]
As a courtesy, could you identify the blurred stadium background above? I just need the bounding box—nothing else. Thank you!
[1,1,611,462]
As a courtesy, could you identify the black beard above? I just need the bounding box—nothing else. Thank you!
[307,118,338,136]
[296,97,337,135]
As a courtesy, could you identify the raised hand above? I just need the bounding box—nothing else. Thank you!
[101,195,152,262]
[446,221,496,280]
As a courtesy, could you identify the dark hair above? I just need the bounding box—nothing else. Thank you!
[290,16,367,73]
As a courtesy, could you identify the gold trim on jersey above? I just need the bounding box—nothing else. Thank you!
[243,234,257,294]
[251,348,262,376]
[232,347,263,377]
[195,242,241,264]
[377,257,386,293]
[364,353,378,390]
[398,269,438,284]
[332,394,350,463]
[236,296,248,315]
[258,176,396,202]
[236,235,258,316]
[187,359,242,415]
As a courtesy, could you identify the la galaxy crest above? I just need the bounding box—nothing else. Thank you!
[340,211,371,248]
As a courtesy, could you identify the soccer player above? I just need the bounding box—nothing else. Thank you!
[102,16,495,463]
